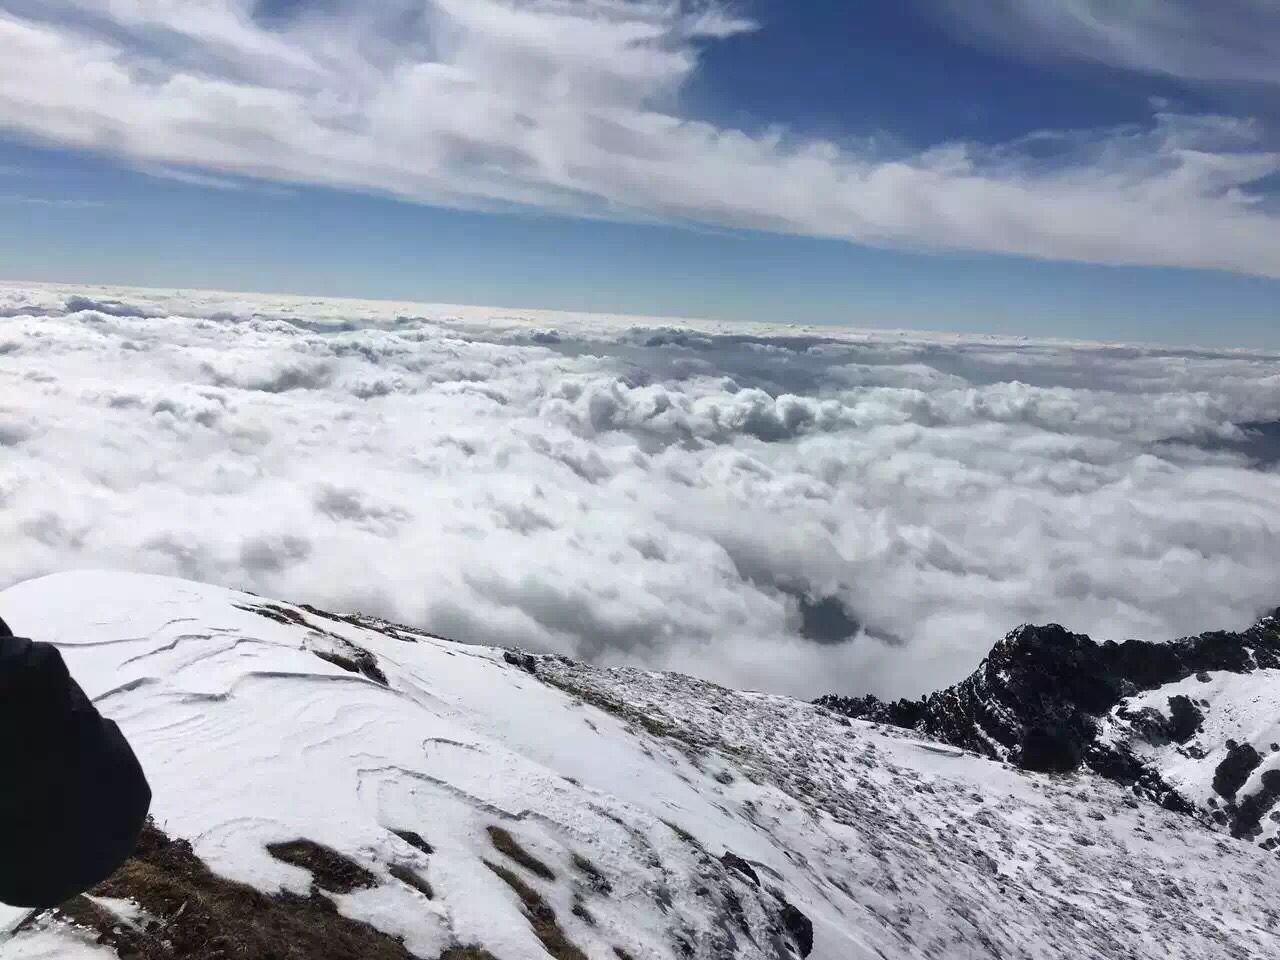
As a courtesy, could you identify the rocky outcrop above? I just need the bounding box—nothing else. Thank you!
[818,611,1280,835]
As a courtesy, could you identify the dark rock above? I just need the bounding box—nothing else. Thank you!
[821,623,1122,773]
[1233,770,1280,839]
[720,852,759,887]
[1117,705,1172,746]
[1019,725,1083,774]
[818,610,1280,823]
[1213,743,1263,800]
[779,901,813,957]
[313,645,387,687]
[503,650,538,674]
[1166,696,1203,743]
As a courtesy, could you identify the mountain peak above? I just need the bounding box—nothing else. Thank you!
[819,610,1280,841]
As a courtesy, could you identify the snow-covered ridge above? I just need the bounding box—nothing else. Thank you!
[2,571,1278,959]
[819,613,1280,847]
[1098,664,1280,844]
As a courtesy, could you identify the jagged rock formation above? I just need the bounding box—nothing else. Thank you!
[818,611,1280,842]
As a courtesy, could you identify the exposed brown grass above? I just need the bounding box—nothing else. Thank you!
[570,852,613,896]
[390,862,435,900]
[392,829,436,856]
[266,839,379,893]
[484,860,587,960]
[660,819,700,847]
[487,825,556,881]
[47,823,418,960]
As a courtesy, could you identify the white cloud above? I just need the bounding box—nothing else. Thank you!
[132,163,261,191]
[2,281,1279,700]
[0,2,1277,275]
[928,0,1280,86]
[0,193,104,207]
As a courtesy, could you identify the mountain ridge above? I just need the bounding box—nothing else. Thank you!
[2,571,1277,959]
[818,611,1280,845]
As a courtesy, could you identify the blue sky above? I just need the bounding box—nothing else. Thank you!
[0,1,1278,347]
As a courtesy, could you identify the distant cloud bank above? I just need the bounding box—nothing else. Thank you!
[1,282,1278,698]
[0,1,1277,275]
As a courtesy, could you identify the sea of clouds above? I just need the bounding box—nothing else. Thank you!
[2,281,1278,698]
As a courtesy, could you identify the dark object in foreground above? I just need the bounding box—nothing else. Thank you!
[0,614,152,908]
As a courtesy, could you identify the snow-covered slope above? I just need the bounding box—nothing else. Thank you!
[819,615,1280,849]
[1098,666,1280,844]
[2,572,1278,959]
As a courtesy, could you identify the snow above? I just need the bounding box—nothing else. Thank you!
[1100,667,1280,842]
[80,897,153,931]
[2,570,1278,959]
[3,923,116,960]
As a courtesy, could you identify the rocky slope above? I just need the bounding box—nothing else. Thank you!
[1,572,1277,959]
[818,612,1280,846]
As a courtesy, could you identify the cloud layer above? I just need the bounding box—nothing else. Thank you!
[0,1,1278,275]
[2,281,1279,699]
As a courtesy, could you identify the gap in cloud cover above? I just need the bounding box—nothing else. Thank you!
[2,282,1279,700]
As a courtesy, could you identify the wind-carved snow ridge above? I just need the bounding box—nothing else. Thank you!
[1,572,1278,959]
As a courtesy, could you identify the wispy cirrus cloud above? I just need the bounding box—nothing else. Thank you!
[926,0,1280,86]
[131,161,296,194]
[0,1,1277,276]
[0,193,104,208]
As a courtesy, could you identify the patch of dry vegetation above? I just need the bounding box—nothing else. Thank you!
[392,829,435,856]
[487,825,556,881]
[266,839,379,893]
[570,852,612,895]
[44,823,418,960]
[389,862,434,900]
[483,860,587,960]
